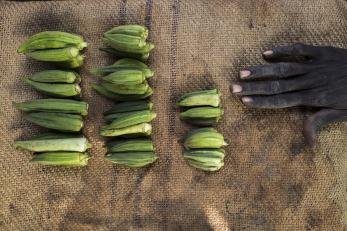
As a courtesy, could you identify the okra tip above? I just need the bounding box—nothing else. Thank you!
[78,42,88,50]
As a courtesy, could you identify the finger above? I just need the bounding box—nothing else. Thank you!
[240,63,310,80]
[263,43,320,61]
[232,79,306,96]
[232,75,320,96]
[304,109,347,147]
[240,92,307,109]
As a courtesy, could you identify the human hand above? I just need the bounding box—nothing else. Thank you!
[232,44,347,146]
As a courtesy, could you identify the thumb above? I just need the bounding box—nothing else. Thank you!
[304,109,347,147]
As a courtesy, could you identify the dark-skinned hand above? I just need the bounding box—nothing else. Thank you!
[232,43,347,146]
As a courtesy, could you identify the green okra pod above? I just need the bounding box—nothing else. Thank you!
[104,33,146,51]
[113,58,154,78]
[180,107,223,120]
[24,79,81,97]
[100,122,152,137]
[15,133,92,152]
[183,149,225,163]
[19,40,73,53]
[99,47,150,61]
[101,80,149,95]
[104,100,153,115]
[186,159,224,172]
[92,58,154,78]
[105,152,158,168]
[92,83,153,101]
[25,112,83,132]
[184,128,227,149]
[59,55,85,69]
[103,69,145,85]
[107,139,154,152]
[104,111,138,122]
[31,152,90,167]
[103,110,156,129]
[105,25,148,39]
[26,47,79,62]
[13,98,88,116]
[177,89,221,107]
[18,31,87,53]
[103,38,155,54]
[28,70,81,83]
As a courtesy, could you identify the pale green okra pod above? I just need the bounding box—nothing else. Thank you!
[100,122,152,137]
[15,133,92,152]
[31,152,90,167]
[184,128,227,149]
[105,152,158,168]
[177,89,221,107]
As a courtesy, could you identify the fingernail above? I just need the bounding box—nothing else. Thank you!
[263,50,273,56]
[242,97,252,103]
[240,70,251,79]
[232,84,242,93]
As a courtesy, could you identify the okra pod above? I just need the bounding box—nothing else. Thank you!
[15,133,91,152]
[26,47,79,62]
[105,152,158,168]
[103,110,156,129]
[105,25,148,39]
[104,100,153,115]
[103,38,155,54]
[13,98,88,116]
[107,139,154,152]
[177,89,221,107]
[92,58,154,78]
[183,149,225,163]
[25,112,83,132]
[28,70,80,83]
[24,79,81,97]
[31,152,90,167]
[99,47,150,61]
[104,111,136,122]
[18,31,86,53]
[59,55,85,69]
[180,107,223,120]
[100,122,152,137]
[103,69,145,85]
[184,128,227,149]
[104,33,146,51]
[186,159,224,172]
[101,81,149,95]
[92,83,153,101]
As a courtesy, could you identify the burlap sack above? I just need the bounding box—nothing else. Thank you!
[0,0,346,230]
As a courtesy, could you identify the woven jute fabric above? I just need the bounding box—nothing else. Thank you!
[0,0,347,230]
